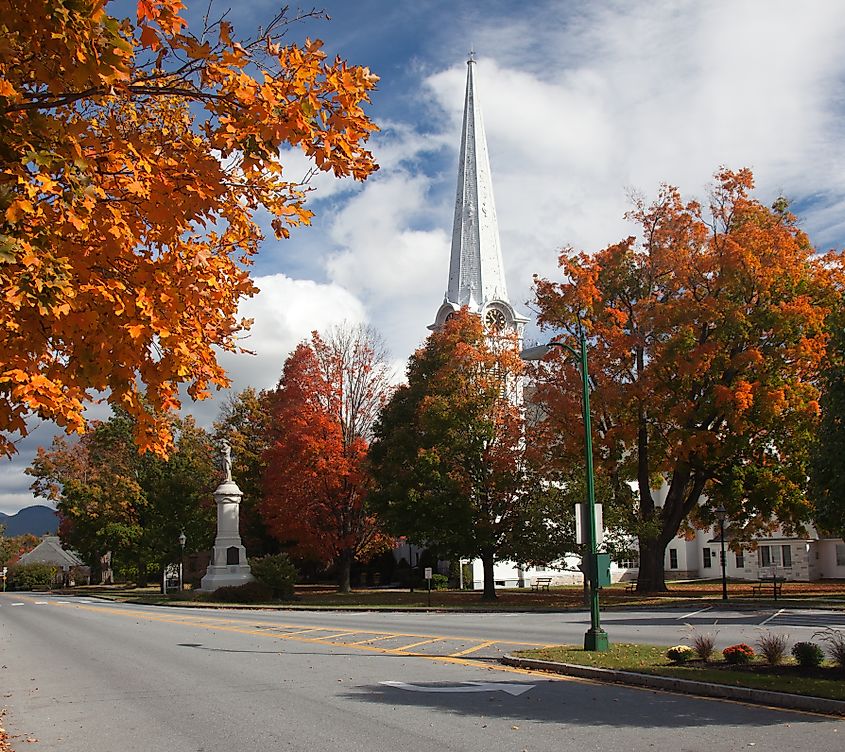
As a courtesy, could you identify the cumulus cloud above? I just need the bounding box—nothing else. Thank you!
[194,274,368,425]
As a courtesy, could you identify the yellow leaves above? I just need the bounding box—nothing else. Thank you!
[127,324,145,340]
[0,77,18,99]
[5,199,34,223]
[0,0,379,458]
[219,21,232,47]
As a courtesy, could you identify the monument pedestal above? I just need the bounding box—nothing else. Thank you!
[199,478,254,592]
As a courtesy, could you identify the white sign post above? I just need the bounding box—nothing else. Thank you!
[424,567,433,606]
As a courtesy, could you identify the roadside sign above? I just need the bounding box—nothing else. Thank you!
[424,567,432,579]
[574,503,604,545]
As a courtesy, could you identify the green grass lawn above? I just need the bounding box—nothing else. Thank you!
[54,579,845,611]
[517,643,845,701]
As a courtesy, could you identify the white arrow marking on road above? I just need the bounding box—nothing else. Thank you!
[380,681,534,696]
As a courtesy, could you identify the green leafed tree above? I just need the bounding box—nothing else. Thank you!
[809,300,845,538]
[369,310,573,600]
[27,408,216,585]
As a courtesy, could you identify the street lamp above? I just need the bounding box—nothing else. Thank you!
[178,530,186,593]
[521,330,609,651]
[714,505,728,601]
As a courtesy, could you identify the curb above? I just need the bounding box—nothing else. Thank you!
[501,655,845,717]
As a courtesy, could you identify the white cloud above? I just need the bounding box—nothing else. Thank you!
[190,274,368,426]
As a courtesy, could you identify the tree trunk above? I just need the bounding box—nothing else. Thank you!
[481,550,497,601]
[637,537,668,592]
[336,549,353,594]
[137,559,148,588]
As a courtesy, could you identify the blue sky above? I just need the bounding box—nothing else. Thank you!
[4,0,845,515]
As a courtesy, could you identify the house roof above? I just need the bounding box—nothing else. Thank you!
[18,536,84,569]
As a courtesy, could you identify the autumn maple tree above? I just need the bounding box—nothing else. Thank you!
[261,325,393,592]
[0,528,40,569]
[533,169,843,591]
[0,0,378,456]
[370,310,567,600]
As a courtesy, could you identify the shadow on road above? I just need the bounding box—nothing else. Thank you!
[341,680,834,729]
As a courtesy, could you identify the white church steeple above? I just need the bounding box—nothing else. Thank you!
[431,55,528,335]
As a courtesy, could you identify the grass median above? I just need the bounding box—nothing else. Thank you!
[515,643,845,701]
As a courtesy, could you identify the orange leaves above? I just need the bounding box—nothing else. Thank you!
[533,168,843,556]
[0,1,378,456]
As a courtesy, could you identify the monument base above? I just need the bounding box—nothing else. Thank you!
[199,564,255,592]
[198,476,255,593]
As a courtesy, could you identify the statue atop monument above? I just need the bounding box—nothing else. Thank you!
[221,440,233,482]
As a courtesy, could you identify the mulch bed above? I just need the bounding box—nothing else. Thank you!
[697,660,845,680]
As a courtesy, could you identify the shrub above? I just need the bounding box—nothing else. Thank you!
[814,628,845,669]
[687,628,718,662]
[792,641,825,668]
[756,631,789,665]
[248,554,297,600]
[200,581,272,604]
[722,643,755,665]
[9,562,58,590]
[430,573,449,590]
[666,645,694,663]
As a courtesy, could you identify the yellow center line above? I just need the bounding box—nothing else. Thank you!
[46,601,554,662]
[271,627,325,636]
[450,640,496,657]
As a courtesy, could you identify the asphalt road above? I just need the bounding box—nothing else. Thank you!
[1,593,843,752]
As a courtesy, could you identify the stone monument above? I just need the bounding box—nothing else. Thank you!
[199,440,255,591]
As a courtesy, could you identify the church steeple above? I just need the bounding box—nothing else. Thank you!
[431,55,527,334]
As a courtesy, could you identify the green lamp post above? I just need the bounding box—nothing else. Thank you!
[521,328,609,651]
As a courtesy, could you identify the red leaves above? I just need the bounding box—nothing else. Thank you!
[261,326,392,566]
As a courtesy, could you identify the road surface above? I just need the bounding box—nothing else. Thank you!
[1,593,842,751]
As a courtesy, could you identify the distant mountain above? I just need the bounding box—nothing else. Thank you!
[0,505,59,537]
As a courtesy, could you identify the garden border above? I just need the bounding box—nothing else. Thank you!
[501,654,845,717]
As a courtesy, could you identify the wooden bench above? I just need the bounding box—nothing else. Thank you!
[752,577,785,598]
[624,581,637,593]
[531,577,552,591]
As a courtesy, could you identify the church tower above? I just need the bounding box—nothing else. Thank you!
[430,55,529,337]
